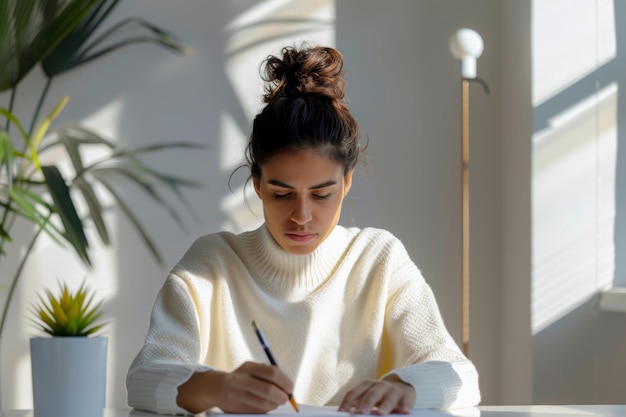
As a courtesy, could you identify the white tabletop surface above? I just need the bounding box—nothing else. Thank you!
[1,405,625,417]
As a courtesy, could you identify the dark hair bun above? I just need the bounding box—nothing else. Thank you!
[262,45,346,102]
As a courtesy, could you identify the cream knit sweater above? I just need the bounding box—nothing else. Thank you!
[126,225,480,414]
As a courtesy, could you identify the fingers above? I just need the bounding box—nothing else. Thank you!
[339,380,373,413]
[339,379,415,415]
[216,361,294,414]
[236,361,294,396]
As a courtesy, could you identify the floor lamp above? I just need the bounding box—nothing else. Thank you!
[449,28,488,357]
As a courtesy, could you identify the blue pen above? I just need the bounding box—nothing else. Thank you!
[252,320,300,412]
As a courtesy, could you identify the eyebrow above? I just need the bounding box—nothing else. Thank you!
[267,179,338,190]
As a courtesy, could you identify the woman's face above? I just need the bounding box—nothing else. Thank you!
[253,148,353,255]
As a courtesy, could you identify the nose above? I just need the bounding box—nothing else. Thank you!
[290,197,312,225]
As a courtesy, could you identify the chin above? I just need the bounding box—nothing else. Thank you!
[282,243,318,256]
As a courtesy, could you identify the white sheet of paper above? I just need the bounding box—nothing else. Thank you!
[206,404,477,417]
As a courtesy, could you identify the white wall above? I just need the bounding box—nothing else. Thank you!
[499,0,533,404]
[0,0,503,408]
[2,0,624,410]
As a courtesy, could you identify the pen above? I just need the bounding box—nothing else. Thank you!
[251,320,300,413]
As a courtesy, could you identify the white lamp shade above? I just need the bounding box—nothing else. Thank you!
[450,28,484,78]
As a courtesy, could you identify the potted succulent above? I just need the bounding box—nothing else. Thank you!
[30,280,107,417]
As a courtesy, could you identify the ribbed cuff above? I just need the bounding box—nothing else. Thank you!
[128,364,212,415]
[384,361,480,409]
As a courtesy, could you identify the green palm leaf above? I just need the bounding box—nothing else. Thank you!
[0,222,11,246]
[89,164,188,232]
[40,124,204,238]
[91,157,204,223]
[41,0,186,77]
[0,0,101,92]
[0,130,14,187]
[0,107,30,146]
[74,176,109,246]
[8,187,46,226]
[90,173,164,267]
[41,165,91,266]
[44,124,117,151]
[6,186,65,246]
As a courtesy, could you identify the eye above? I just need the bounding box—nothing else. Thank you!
[273,193,291,200]
[313,193,331,200]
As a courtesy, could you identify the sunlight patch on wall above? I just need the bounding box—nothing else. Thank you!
[221,0,335,233]
[221,185,264,233]
[532,0,615,106]
[532,83,617,334]
[224,0,335,119]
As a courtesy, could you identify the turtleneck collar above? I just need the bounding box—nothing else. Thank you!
[241,224,350,293]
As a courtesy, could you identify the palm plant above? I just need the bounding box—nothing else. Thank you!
[0,0,201,403]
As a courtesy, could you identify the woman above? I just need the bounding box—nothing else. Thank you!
[126,44,481,415]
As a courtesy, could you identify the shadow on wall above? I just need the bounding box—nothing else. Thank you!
[533,300,626,403]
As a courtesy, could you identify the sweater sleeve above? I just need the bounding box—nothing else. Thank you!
[126,274,212,415]
[382,242,481,409]
[387,361,480,409]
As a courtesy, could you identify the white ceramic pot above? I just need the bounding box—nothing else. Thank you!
[30,337,107,417]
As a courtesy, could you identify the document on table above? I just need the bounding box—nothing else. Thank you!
[206,403,480,417]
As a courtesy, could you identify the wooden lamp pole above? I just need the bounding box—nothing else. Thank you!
[450,28,488,357]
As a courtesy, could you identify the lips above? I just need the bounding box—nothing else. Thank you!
[285,232,317,243]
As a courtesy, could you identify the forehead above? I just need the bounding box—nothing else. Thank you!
[260,148,344,183]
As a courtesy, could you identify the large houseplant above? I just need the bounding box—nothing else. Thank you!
[30,280,108,417]
[0,0,200,405]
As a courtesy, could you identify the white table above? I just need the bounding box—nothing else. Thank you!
[447,405,626,416]
[1,405,625,417]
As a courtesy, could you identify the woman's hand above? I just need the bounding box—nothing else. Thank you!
[338,374,416,415]
[177,361,294,414]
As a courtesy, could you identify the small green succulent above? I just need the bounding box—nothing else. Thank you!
[32,281,106,337]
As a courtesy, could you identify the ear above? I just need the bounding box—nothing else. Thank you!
[343,170,354,198]
[253,177,262,199]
